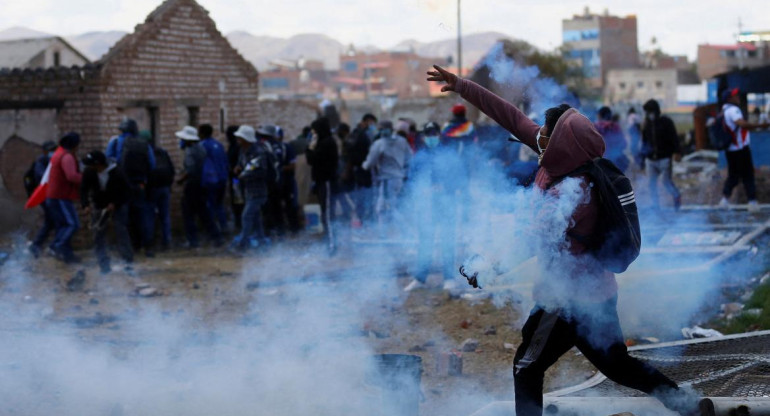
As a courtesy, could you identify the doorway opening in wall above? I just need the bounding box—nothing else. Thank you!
[187,106,199,127]
[147,107,159,141]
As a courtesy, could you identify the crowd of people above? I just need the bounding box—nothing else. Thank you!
[23,106,480,276]
[23,85,770,277]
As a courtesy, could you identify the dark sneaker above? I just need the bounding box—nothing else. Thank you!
[28,244,41,258]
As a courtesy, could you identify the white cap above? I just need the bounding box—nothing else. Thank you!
[175,126,199,141]
[233,125,257,143]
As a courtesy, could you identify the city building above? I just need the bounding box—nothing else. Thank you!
[259,58,335,100]
[335,48,443,101]
[604,68,679,109]
[697,30,770,80]
[0,37,90,70]
[0,0,260,230]
[562,7,639,88]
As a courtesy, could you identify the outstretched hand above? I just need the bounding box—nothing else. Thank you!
[426,65,459,93]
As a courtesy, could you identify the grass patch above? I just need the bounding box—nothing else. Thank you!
[714,282,770,334]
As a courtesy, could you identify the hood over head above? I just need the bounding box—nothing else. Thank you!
[540,108,605,178]
[642,99,661,116]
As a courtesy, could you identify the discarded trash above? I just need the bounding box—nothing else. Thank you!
[66,270,86,292]
[133,284,162,297]
[459,319,472,329]
[503,343,516,350]
[435,350,463,376]
[460,338,479,352]
[721,302,745,319]
[70,313,118,328]
[484,326,497,335]
[625,337,660,347]
[745,308,763,318]
[682,326,723,339]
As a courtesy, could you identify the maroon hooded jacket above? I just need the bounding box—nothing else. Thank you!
[456,78,617,303]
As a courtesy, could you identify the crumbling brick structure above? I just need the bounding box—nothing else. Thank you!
[0,0,259,234]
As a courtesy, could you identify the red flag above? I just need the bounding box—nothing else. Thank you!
[25,147,63,209]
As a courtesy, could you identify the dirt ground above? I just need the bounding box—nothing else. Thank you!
[3,168,768,415]
[0,235,600,416]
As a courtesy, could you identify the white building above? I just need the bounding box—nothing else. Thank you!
[0,37,89,69]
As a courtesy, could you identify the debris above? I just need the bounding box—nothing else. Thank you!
[625,337,660,347]
[503,343,516,350]
[246,281,260,291]
[484,325,497,335]
[459,319,472,329]
[409,345,426,352]
[89,298,99,305]
[192,283,200,290]
[65,270,86,292]
[761,273,770,286]
[745,308,762,318]
[461,291,492,302]
[70,313,118,328]
[138,287,160,297]
[721,302,745,319]
[23,295,33,303]
[435,350,463,376]
[460,338,479,352]
[682,326,723,339]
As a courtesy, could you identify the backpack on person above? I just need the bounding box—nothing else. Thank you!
[23,161,39,196]
[150,147,175,188]
[707,109,734,151]
[119,135,151,183]
[558,158,642,273]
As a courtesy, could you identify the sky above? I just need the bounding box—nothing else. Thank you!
[0,0,767,60]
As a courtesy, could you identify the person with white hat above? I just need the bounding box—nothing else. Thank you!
[231,125,277,251]
[175,126,222,248]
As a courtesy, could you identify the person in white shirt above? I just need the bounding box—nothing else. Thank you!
[718,88,770,212]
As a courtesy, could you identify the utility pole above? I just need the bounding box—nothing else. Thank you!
[457,0,462,76]
[737,17,746,70]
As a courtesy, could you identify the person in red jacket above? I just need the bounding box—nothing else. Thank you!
[427,65,698,416]
[47,132,83,263]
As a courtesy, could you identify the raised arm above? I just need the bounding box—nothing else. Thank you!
[427,65,540,152]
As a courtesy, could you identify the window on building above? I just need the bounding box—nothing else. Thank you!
[219,108,226,133]
[619,82,626,89]
[656,81,663,88]
[53,51,61,67]
[187,106,199,127]
[748,50,758,58]
[343,61,358,73]
[637,81,644,88]
[262,78,290,89]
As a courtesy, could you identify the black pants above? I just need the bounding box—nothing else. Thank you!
[316,180,336,253]
[723,146,756,201]
[513,297,682,416]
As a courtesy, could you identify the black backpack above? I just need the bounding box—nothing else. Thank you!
[23,161,39,196]
[707,108,734,151]
[557,158,642,273]
[119,136,151,183]
[150,147,175,188]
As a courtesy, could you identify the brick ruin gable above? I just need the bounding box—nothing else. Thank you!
[95,0,260,163]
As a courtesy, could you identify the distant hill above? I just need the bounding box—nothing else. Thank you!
[67,31,128,61]
[0,26,519,72]
[0,26,51,40]
[392,31,517,69]
[226,31,346,70]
